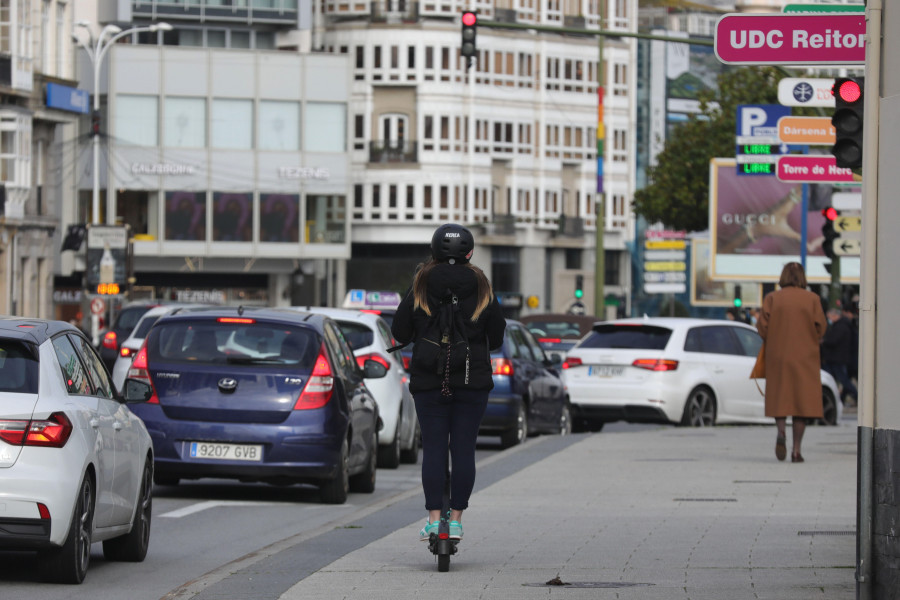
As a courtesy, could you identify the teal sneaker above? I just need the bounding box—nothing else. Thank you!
[419,520,439,542]
[448,521,463,541]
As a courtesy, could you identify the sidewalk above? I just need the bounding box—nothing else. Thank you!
[276,423,857,600]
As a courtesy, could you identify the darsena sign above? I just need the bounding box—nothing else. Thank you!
[715,13,865,65]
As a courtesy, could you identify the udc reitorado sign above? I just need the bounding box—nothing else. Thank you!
[715,13,865,65]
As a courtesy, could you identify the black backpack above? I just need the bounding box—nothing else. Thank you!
[411,292,471,396]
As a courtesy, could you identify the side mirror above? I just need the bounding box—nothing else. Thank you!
[123,379,153,403]
[363,358,388,379]
[548,352,563,365]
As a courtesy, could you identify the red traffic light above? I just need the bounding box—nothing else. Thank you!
[822,207,838,221]
[462,11,477,26]
[837,79,862,103]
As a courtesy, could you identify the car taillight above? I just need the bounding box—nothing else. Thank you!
[491,358,514,376]
[0,413,72,448]
[120,346,134,358]
[562,356,582,369]
[295,344,334,410]
[355,353,391,371]
[402,355,411,370]
[126,344,159,404]
[102,331,118,350]
[359,309,382,315]
[632,358,679,372]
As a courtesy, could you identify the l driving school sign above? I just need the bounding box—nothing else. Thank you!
[715,13,866,65]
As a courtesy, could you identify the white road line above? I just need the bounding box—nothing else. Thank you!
[160,500,281,518]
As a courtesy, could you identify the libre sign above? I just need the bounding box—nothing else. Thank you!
[715,13,866,65]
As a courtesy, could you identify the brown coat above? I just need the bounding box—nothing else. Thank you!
[757,287,827,418]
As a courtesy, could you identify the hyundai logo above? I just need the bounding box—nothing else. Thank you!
[218,377,238,392]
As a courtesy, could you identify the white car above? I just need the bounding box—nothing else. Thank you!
[0,318,154,583]
[289,307,419,468]
[562,317,841,430]
[110,304,207,392]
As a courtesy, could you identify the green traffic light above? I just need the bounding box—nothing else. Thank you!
[575,289,584,299]
[734,298,742,308]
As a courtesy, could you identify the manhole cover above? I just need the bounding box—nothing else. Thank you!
[524,582,654,589]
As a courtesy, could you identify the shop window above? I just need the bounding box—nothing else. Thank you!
[164,97,206,148]
[115,95,158,147]
[212,192,252,242]
[211,99,253,149]
[259,100,300,151]
[305,195,346,244]
[165,191,206,241]
[305,102,346,152]
[117,190,159,240]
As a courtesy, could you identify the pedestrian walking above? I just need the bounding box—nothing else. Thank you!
[756,262,827,463]
[821,307,858,406]
[391,223,506,543]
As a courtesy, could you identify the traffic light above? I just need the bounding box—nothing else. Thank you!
[461,11,477,60]
[831,77,864,169]
[574,274,584,299]
[733,284,742,309]
[822,207,840,274]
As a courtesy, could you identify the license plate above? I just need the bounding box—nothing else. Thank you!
[189,442,263,462]
[589,365,624,377]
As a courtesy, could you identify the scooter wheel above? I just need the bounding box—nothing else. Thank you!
[438,554,450,572]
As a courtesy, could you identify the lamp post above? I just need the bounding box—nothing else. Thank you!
[75,21,172,225]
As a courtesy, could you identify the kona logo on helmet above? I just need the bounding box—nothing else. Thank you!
[445,233,460,238]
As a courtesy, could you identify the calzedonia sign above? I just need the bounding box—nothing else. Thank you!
[715,13,865,65]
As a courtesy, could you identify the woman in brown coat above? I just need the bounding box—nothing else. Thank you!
[756,262,827,463]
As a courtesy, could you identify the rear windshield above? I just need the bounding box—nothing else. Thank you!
[336,321,374,351]
[578,324,672,350]
[146,320,319,367]
[0,340,39,393]
[115,305,154,331]
[525,320,588,339]
[133,315,163,339]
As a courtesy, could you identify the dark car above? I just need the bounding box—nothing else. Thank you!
[479,319,570,448]
[519,313,601,357]
[98,301,161,371]
[126,307,384,504]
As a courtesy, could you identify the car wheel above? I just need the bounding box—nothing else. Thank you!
[377,426,401,469]
[103,457,153,562]
[40,473,94,584]
[680,386,717,427]
[557,403,572,435]
[500,400,528,448]
[400,422,420,464]
[350,429,378,494]
[814,387,838,426]
[320,438,350,504]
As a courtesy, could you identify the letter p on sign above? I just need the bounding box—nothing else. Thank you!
[740,107,768,136]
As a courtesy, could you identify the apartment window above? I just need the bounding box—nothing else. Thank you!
[115,95,158,146]
[423,115,434,151]
[212,99,253,149]
[258,100,299,151]
[164,97,206,148]
[231,31,250,49]
[207,30,226,48]
[305,103,346,152]
[0,113,30,187]
[353,114,365,150]
[407,46,415,68]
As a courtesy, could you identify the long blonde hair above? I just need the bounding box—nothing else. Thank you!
[412,259,493,322]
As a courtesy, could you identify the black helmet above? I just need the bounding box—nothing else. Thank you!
[431,223,475,263]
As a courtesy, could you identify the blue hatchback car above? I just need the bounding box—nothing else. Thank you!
[126,307,384,504]
[479,319,570,448]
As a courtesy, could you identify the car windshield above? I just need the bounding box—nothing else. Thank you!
[0,339,39,393]
[147,321,319,367]
[116,306,153,330]
[579,324,672,350]
[336,321,374,351]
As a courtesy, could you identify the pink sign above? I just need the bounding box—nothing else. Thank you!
[776,155,857,183]
[715,14,866,65]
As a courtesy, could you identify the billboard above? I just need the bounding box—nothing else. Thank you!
[691,238,763,307]
[708,157,859,283]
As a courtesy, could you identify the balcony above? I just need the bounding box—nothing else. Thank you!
[325,1,418,23]
[368,140,417,164]
[132,0,300,25]
[555,215,585,238]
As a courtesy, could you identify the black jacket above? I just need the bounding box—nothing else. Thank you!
[821,315,855,366]
[391,263,506,393]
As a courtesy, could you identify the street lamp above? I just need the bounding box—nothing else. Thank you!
[75,21,173,225]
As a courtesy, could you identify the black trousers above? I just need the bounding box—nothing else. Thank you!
[413,387,489,512]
